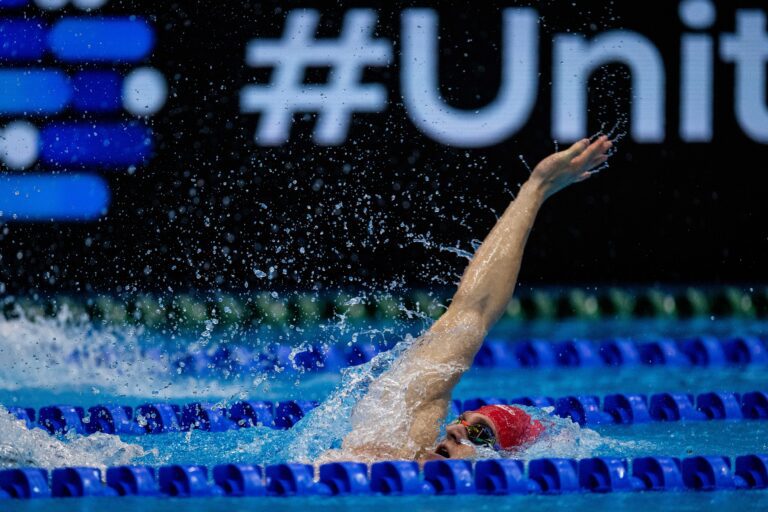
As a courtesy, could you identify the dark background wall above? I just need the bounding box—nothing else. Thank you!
[1,0,766,294]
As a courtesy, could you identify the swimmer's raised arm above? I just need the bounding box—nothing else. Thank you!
[418,136,614,368]
[337,137,613,460]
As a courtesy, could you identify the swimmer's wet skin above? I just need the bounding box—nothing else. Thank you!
[325,136,614,463]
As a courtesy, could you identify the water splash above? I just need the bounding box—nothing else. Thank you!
[0,311,250,399]
[0,307,649,469]
[438,244,475,261]
[518,154,533,173]
[0,408,149,470]
[513,406,652,460]
[233,339,411,464]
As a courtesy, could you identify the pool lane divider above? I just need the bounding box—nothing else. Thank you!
[6,287,767,332]
[6,400,321,435]
[7,390,768,437]
[1,454,767,499]
[475,335,768,368]
[146,335,768,379]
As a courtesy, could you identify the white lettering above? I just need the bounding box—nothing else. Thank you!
[721,10,768,143]
[400,8,539,147]
[680,0,715,141]
[553,31,666,142]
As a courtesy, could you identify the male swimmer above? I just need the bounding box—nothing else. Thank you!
[321,136,614,463]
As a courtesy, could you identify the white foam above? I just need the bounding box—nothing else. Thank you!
[0,408,149,470]
[0,309,247,399]
[511,406,653,461]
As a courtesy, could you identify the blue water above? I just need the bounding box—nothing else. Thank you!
[1,313,767,509]
[7,492,768,512]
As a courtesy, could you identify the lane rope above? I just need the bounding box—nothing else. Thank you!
[6,389,767,436]
[54,335,768,379]
[2,454,767,499]
[3,286,767,330]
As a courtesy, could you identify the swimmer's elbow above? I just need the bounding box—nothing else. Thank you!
[438,304,489,337]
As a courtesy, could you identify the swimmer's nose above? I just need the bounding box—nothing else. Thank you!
[445,422,469,442]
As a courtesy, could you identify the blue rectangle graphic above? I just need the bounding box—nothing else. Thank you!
[40,122,153,167]
[0,174,109,221]
[0,0,29,8]
[0,69,71,114]
[49,17,154,62]
[0,19,46,60]
[71,71,121,112]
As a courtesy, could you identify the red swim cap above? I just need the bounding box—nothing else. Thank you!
[473,405,545,450]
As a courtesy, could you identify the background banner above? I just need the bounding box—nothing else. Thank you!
[0,0,766,292]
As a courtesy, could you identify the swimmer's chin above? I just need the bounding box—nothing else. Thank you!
[419,451,447,462]
[317,444,418,465]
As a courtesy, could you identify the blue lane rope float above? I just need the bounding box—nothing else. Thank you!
[58,335,768,379]
[181,335,768,375]
[473,335,768,369]
[6,390,768,437]
[5,400,321,435]
[1,454,767,499]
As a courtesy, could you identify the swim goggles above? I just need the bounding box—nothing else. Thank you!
[454,418,496,448]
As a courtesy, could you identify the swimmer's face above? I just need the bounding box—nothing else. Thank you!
[427,411,497,460]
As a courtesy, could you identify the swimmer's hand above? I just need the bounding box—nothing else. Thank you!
[528,136,613,200]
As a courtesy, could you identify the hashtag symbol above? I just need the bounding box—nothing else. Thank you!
[240,9,393,146]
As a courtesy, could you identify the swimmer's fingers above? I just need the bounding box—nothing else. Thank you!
[571,136,611,171]
[564,138,590,158]
[586,154,609,171]
[575,171,592,182]
[576,153,610,181]
[576,167,603,182]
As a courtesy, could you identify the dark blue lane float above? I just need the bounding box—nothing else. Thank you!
[106,466,158,496]
[7,391,768,437]
[603,394,652,424]
[229,400,276,428]
[158,465,223,497]
[474,460,531,494]
[599,339,642,366]
[554,396,614,426]
[6,455,764,500]
[38,405,87,435]
[528,458,579,493]
[180,403,238,432]
[134,404,182,434]
[648,393,708,422]
[51,467,116,498]
[87,405,140,435]
[742,391,768,419]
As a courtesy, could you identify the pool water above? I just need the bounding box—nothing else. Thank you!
[1,313,767,509]
[7,490,768,512]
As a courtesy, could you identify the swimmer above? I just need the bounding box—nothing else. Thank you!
[322,136,614,463]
